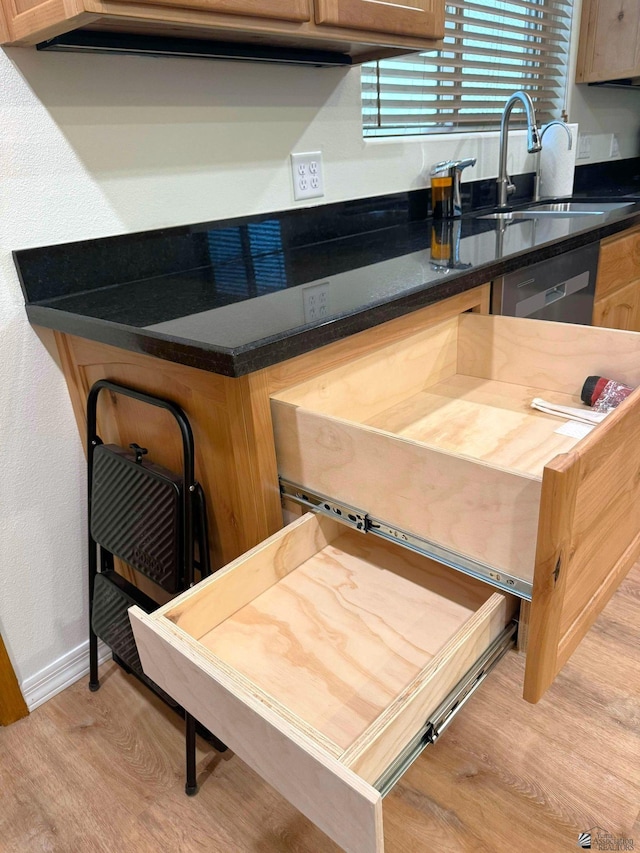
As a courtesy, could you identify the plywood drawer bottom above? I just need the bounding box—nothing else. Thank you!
[130,512,516,853]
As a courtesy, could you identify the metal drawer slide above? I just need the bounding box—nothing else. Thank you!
[279,478,532,600]
[374,620,518,797]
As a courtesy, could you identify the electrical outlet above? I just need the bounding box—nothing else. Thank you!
[291,151,324,201]
[577,134,592,160]
[610,134,621,158]
[302,281,330,323]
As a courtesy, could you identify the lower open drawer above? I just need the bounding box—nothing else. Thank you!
[130,512,516,853]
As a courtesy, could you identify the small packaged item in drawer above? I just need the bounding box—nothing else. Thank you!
[581,375,635,413]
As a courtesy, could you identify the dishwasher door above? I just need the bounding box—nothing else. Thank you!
[492,242,600,325]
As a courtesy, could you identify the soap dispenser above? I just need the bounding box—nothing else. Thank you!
[430,158,476,218]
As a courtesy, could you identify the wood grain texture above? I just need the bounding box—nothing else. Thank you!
[3,564,638,853]
[593,278,640,332]
[457,312,640,393]
[197,529,507,752]
[574,0,640,83]
[1,0,96,43]
[264,285,491,395]
[274,316,461,422]
[131,520,516,849]
[315,0,444,38]
[524,384,640,702]
[273,398,542,580]
[106,0,310,21]
[366,375,582,477]
[1,0,444,54]
[0,635,28,726]
[341,592,516,784]
[595,225,640,301]
[131,605,384,853]
[164,513,343,638]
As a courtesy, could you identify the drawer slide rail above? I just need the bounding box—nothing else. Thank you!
[374,620,518,797]
[279,479,532,600]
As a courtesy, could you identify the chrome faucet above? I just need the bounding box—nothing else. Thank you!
[533,121,573,201]
[497,91,542,208]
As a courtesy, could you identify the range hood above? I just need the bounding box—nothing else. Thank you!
[37,31,353,67]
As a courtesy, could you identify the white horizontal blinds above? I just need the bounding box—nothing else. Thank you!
[362,0,573,136]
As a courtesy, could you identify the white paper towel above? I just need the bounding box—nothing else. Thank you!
[539,122,578,199]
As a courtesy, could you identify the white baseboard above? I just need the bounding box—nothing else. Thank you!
[22,639,112,711]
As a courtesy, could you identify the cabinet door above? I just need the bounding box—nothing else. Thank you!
[592,279,640,331]
[315,0,444,39]
[576,0,640,83]
[109,0,311,21]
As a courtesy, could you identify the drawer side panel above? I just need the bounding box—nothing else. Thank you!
[272,402,542,581]
[341,591,515,782]
[129,607,383,853]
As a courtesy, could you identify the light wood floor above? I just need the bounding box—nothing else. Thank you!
[2,566,639,853]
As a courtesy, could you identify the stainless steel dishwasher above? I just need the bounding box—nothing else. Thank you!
[491,242,600,325]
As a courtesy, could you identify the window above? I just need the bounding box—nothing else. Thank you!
[362,0,573,137]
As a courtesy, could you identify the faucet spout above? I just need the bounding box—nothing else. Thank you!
[497,90,542,208]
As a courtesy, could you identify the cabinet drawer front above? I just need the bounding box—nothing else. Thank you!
[271,314,640,702]
[315,0,444,39]
[107,0,311,22]
[596,226,640,300]
[130,512,514,852]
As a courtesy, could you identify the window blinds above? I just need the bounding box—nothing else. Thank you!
[362,0,573,137]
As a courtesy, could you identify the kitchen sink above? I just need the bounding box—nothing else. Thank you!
[478,201,635,220]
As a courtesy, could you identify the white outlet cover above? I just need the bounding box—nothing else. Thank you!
[610,134,621,158]
[291,151,324,201]
[577,134,592,160]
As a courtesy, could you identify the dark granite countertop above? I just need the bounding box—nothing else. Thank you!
[16,159,640,377]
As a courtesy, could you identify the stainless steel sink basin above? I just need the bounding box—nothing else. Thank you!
[479,201,635,220]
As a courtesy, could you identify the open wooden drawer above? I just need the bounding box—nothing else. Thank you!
[130,512,517,853]
[271,314,640,702]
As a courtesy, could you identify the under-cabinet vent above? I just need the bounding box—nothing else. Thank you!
[37,31,353,67]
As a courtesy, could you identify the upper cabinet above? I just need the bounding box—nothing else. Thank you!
[111,0,311,22]
[576,0,640,83]
[0,0,445,64]
[315,0,443,38]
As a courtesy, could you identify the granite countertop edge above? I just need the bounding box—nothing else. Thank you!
[25,204,640,379]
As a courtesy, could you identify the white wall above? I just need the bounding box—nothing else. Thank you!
[1,5,639,705]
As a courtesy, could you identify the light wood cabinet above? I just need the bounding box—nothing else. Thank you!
[50,280,640,851]
[315,0,443,38]
[128,305,640,852]
[576,0,640,83]
[108,0,310,22]
[0,0,444,63]
[593,226,640,330]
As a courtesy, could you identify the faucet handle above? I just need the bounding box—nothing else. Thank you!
[430,158,477,176]
[453,157,477,172]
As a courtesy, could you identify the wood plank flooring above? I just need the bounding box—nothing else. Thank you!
[1,565,638,853]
